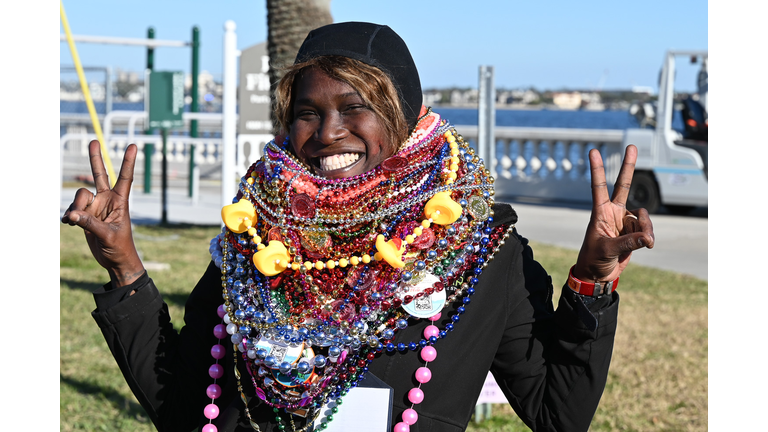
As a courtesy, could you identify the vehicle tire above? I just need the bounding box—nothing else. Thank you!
[627,172,660,213]
[666,205,695,215]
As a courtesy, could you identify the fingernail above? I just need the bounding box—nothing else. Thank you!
[638,238,645,247]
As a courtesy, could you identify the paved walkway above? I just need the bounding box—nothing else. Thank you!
[61,187,708,281]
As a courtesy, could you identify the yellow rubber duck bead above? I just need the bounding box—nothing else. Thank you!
[424,191,462,225]
[221,199,257,233]
[362,254,371,264]
[339,258,349,268]
[252,240,291,276]
[450,148,460,156]
[375,234,406,269]
[350,256,360,266]
[253,236,262,245]
[450,163,459,171]
[327,260,336,269]
[405,235,415,244]
[304,261,313,271]
[247,177,254,185]
[315,261,324,270]
[248,227,257,237]
[291,263,300,271]
[373,252,382,261]
[257,243,266,251]
[413,226,423,236]
[421,220,431,228]
[448,172,458,180]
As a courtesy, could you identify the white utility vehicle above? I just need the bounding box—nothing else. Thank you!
[625,50,708,214]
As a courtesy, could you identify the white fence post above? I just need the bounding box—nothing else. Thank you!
[221,20,239,215]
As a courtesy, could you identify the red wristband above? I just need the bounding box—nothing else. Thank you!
[567,266,619,297]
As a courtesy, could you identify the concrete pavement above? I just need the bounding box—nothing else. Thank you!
[507,200,707,281]
[61,187,708,281]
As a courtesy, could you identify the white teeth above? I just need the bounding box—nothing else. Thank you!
[319,153,360,171]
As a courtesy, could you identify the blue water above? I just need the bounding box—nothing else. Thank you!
[437,107,641,130]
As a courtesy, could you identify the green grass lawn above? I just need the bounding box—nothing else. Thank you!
[60,224,707,431]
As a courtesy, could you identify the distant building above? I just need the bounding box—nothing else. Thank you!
[580,92,605,111]
[116,68,140,84]
[450,89,478,106]
[422,91,443,106]
[632,86,654,95]
[552,92,582,110]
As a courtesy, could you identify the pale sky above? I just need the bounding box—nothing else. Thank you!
[59,0,708,92]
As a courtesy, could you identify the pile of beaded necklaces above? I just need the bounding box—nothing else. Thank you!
[204,109,513,432]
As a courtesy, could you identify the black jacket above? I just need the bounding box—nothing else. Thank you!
[92,204,619,432]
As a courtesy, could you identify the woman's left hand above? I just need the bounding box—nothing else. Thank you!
[572,144,655,282]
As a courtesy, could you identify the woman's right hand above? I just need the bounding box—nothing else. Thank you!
[61,140,145,288]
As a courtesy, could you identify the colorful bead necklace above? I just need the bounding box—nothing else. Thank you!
[203,109,512,432]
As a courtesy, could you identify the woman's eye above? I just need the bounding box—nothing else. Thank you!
[345,104,366,112]
[296,110,317,119]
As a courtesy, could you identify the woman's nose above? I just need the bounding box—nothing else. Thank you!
[315,112,348,145]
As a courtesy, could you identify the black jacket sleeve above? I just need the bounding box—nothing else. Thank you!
[490,230,619,432]
[92,262,227,432]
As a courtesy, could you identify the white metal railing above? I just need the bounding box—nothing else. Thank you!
[456,125,626,202]
[60,133,222,164]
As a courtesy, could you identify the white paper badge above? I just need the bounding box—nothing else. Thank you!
[312,373,393,432]
[399,273,447,318]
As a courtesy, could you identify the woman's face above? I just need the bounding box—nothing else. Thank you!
[289,68,395,179]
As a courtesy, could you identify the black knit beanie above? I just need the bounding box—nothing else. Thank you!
[295,21,423,130]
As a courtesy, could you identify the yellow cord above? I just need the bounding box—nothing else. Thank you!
[60,1,117,187]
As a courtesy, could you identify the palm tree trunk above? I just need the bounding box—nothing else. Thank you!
[267,0,332,133]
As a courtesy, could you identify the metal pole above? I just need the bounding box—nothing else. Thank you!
[477,66,496,174]
[59,33,190,47]
[189,26,200,198]
[656,52,675,134]
[221,20,238,213]
[144,26,155,193]
[147,27,155,70]
[162,128,168,225]
[105,66,112,115]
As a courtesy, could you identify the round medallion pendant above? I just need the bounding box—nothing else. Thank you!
[291,193,316,218]
[300,229,331,252]
[381,156,408,172]
[399,273,447,318]
[268,227,283,242]
[467,195,491,221]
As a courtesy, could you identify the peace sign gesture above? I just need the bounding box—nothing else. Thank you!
[572,145,655,283]
[61,140,145,288]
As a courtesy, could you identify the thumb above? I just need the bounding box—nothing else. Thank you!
[611,232,650,256]
[67,209,109,238]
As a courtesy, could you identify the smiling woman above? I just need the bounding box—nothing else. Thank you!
[62,21,656,432]
[274,55,412,171]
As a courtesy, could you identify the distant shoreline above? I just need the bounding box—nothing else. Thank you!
[432,104,626,112]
